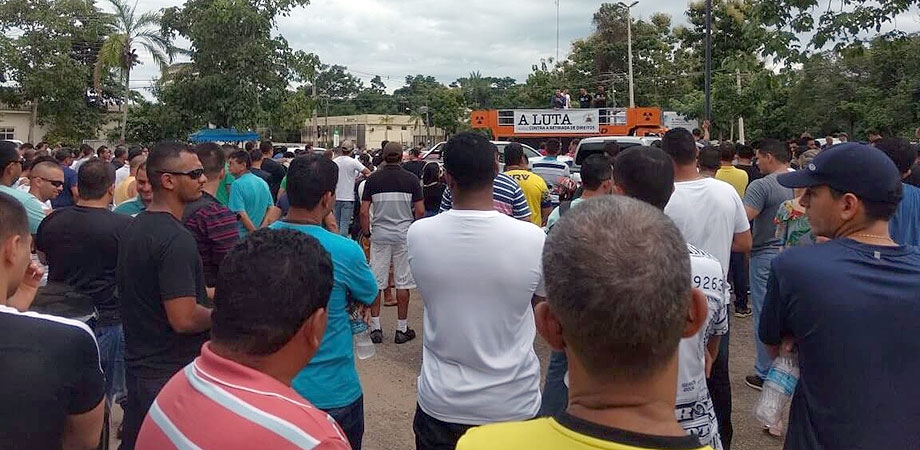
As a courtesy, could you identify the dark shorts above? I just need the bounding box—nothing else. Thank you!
[413,405,475,450]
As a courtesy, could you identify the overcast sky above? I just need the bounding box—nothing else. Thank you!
[123,0,920,95]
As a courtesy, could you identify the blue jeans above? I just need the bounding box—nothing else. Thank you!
[750,249,779,378]
[324,395,364,450]
[538,350,569,417]
[334,201,355,237]
[96,324,126,406]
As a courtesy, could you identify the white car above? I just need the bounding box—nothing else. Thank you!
[571,136,661,173]
[423,140,573,171]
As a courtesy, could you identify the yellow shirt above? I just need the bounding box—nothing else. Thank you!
[457,415,713,450]
[114,176,136,205]
[714,165,748,199]
[505,169,551,226]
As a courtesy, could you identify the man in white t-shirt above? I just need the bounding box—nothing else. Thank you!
[611,146,728,449]
[115,146,144,189]
[407,133,544,450]
[661,128,750,450]
[332,140,370,236]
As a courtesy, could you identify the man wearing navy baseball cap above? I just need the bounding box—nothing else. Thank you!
[760,142,920,449]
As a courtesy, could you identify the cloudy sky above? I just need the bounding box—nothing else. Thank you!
[123,0,920,95]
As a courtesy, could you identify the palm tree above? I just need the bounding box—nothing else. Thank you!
[94,0,173,142]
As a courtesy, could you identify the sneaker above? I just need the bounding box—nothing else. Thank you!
[745,374,764,391]
[369,329,383,344]
[395,327,416,344]
[734,306,753,318]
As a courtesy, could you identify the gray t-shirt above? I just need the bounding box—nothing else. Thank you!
[743,173,794,251]
[361,165,423,244]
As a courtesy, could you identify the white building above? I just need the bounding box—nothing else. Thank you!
[0,105,48,143]
[307,114,446,149]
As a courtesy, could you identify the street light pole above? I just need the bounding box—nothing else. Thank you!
[555,0,560,63]
[618,1,638,108]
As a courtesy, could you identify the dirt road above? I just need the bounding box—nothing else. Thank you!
[358,291,785,450]
[109,290,785,450]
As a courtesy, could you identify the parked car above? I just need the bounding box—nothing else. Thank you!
[423,140,573,171]
[571,136,661,173]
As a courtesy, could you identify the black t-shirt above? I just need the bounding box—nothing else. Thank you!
[592,92,607,108]
[36,206,133,326]
[260,158,287,199]
[0,306,105,449]
[250,167,273,187]
[578,94,592,108]
[734,163,763,182]
[117,211,209,379]
[424,182,446,212]
[402,160,426,179]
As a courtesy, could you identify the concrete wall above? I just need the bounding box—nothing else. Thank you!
[0,105,122,145]
[0,108,49,143]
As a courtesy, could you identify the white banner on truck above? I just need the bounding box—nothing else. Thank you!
[513,109,600,134]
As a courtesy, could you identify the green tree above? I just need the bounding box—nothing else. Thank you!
[160,0,310,129]
[95,0,173,142]
[0,0,110,143]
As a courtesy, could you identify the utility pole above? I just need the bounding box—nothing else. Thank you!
[555,0,560,63]
[737,69,745,144]
[311,77,317,145]
[704,0,712,122]
[618,2,639,108]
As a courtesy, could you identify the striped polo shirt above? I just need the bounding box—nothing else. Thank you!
[439,173,532,221]
[136,343,350,450]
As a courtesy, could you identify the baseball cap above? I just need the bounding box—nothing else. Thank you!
[777,142,901,203]
[383,142,403,158]
[0,141,21,167]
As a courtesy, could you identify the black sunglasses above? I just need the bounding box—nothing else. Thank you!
[159,168,205,179]
[34,176,64,188]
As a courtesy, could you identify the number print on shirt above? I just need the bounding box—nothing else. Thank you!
[693,275,725,293]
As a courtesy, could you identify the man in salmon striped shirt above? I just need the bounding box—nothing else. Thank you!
[136,229,351,450]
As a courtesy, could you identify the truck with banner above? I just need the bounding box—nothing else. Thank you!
[471,107,666,142]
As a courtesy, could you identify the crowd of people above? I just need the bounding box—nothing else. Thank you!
[1,124,919,450]
[550,86,612,109]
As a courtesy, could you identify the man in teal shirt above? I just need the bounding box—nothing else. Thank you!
[269,154,377,449]
[0,142,45,234]
[114,160,152,216]
[227,150,273,237]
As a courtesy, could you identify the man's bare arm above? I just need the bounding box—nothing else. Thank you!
[360,200,372,235]
[731,230,752,253]
[62,399,104,450]
[164,297,212,334]
[237,211,256,232]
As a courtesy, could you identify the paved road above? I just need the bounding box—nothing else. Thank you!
[358,290,786,450]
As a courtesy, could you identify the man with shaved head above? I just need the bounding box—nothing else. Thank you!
[27,161,64,210]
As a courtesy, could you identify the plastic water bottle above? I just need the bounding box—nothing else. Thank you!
[350,309,375,360]
[755,351,799,431]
